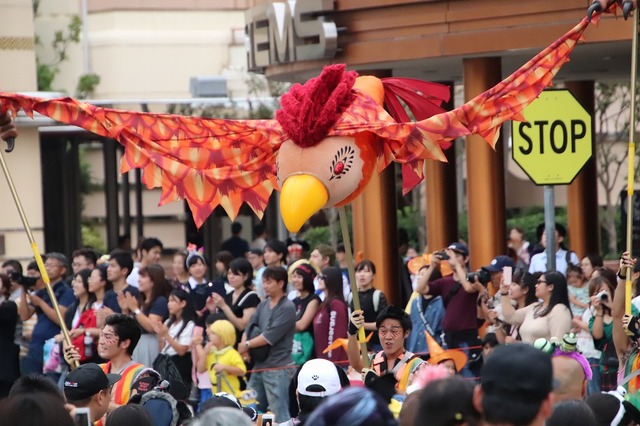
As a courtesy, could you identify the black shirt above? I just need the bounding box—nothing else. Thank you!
[222,288,260,347]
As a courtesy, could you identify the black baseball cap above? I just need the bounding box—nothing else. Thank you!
[64,363,121,401]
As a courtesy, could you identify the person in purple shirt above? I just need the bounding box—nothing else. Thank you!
[417,242,482,378]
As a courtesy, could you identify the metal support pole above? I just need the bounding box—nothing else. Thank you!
[544,185,556,272]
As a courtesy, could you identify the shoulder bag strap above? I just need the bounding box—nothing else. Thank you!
[267,297,286,329]
[443,281,461,306]
[237,290,258,307]
[417,299,436,337]
[390,351,415,375]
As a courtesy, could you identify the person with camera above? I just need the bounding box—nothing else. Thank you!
[587,275,618,391]
[500,270,572,344]
[478,255,515,335]
[416,242,481,378]
[18,253,75,375]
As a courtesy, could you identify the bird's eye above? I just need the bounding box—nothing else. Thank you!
[329,146,355,180]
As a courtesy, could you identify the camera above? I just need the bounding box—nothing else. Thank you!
[435,251,450,260]
[9,272,38,289]
[596,290,609,302]
[467,268,491,285]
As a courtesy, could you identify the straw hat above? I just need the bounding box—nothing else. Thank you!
[424,331,468,373]
[407,253,453,276]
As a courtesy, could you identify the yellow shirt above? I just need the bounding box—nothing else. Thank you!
[206,346,246,396]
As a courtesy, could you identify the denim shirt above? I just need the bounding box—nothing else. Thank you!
[406,295,445,354]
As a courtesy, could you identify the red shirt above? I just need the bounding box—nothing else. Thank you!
[313,298,348,363]
[428,275,478,332]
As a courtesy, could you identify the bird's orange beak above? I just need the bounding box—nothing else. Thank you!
[280,174,329,233]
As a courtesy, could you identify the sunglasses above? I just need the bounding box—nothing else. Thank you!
[317,274,327,280]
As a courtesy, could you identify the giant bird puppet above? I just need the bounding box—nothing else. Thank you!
[0,7,623,370]
[0,16,600,234]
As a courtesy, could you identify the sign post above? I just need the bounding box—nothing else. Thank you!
[512,89,593,270]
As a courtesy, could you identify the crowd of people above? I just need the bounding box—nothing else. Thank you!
[0,220,640,426]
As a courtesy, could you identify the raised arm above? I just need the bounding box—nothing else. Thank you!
[346,310,365,373]
[613,252,635,360]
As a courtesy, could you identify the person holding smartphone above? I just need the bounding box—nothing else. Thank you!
[478,255,515,334]
[63,363,121,424]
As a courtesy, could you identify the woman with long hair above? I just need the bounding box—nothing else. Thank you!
[209,257,260,347]
[214,251,234,292]
[66,269,96,333]
[290,262,321,365]
[88,264,112,314]
[171,250,190,288]
[580,253,603,280]
[55,269,100,369]
[571,274,608,396]
[313,266,348,363]
[125,263,170,367]
[500,271,572,343]
[492,272,539,344]
[588,276,618,391]
[153,288,197,388]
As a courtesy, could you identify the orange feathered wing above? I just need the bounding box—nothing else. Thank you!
[372,17,591,194]
[0,18,590,226]
[0,95,285,227]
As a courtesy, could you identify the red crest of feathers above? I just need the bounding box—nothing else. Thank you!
[276,64,357,148]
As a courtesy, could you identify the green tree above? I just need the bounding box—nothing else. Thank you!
[594,82,640,256]
[33,2,100,96]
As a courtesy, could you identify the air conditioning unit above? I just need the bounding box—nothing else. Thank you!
[189,76,228,98]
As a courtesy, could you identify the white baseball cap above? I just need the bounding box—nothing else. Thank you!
[296,359,342,397]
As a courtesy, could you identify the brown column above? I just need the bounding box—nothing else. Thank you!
[565,80,598,258]
[352,167,399,304]
[425,82,458,252]
[351,69,399,305]
[463,57,506,270]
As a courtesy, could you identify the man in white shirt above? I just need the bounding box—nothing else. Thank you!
[127,237,163,287]
[528,224,579,276]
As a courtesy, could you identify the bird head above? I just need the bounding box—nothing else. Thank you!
[275,66,384,232]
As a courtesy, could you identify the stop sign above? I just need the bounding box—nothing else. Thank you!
[511,89,593,185]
